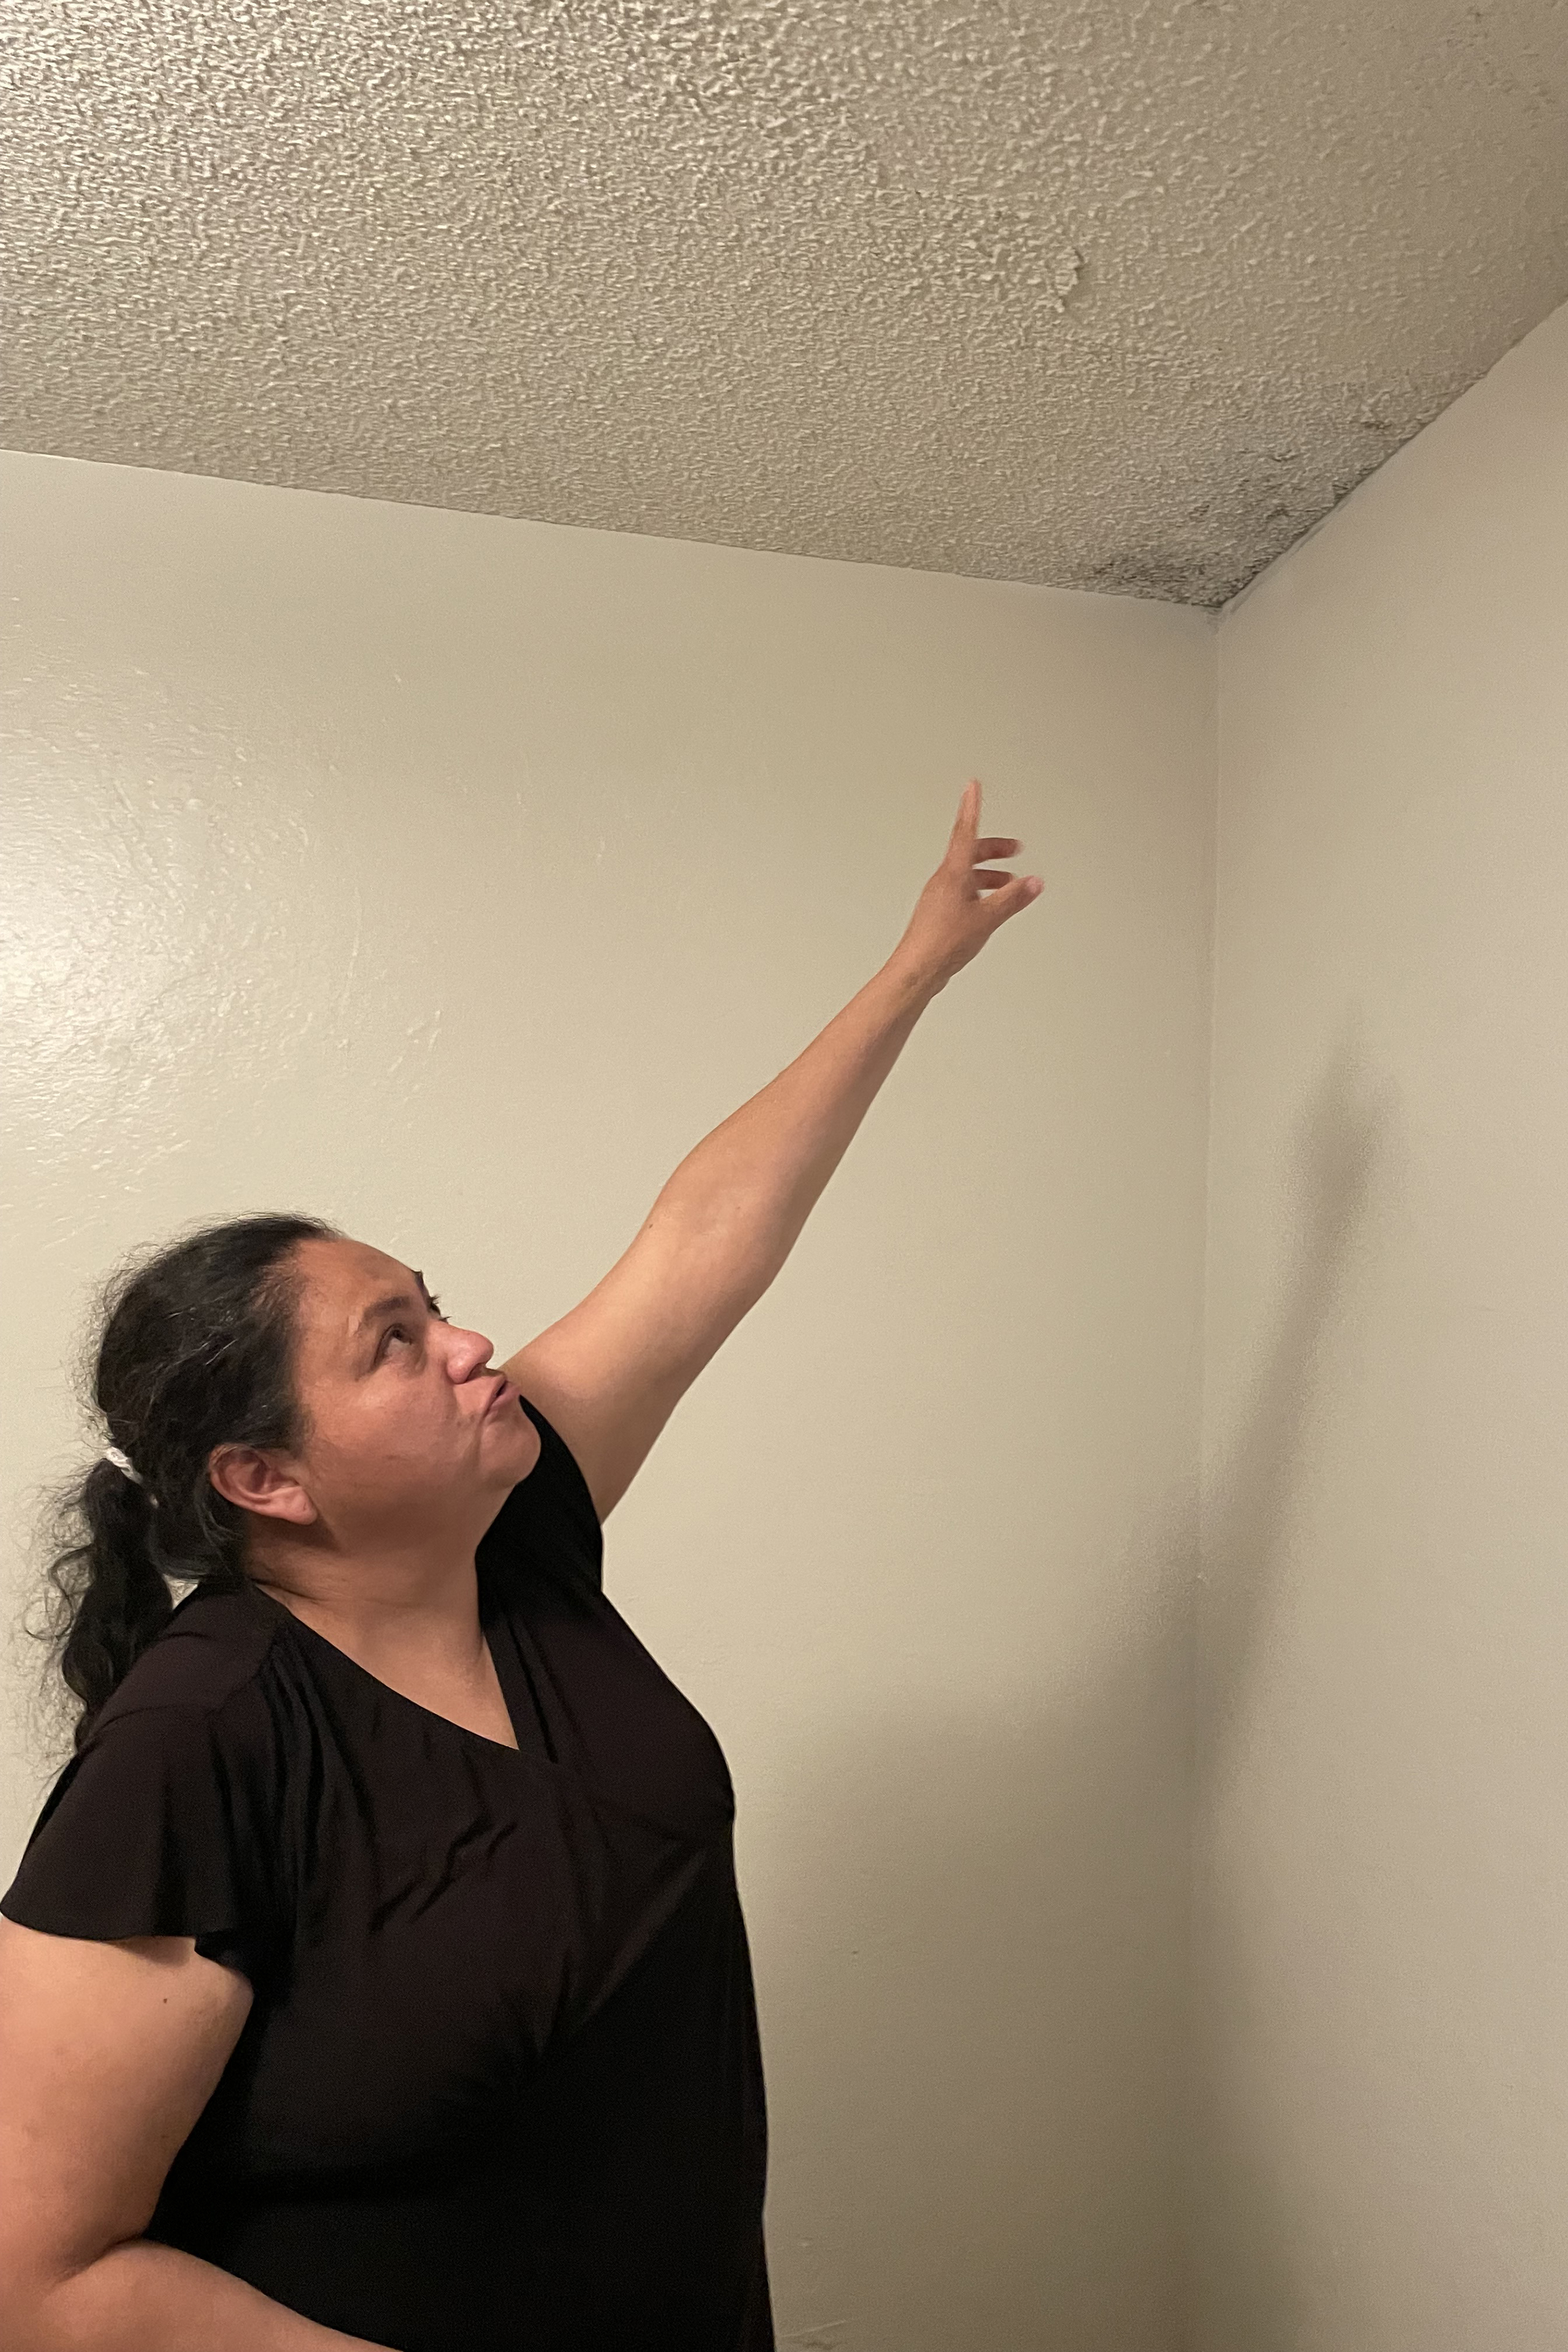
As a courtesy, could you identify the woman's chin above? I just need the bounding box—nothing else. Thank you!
[502,1407,543,1471]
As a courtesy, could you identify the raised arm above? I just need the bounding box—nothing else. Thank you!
[502,779,1041,1523]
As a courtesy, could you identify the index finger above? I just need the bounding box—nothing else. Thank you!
[950,777,981,842]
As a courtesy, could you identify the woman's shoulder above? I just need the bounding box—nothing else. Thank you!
[478,1394,605,1604]
[2,1585,296,1981]
[92,1578,287,1739]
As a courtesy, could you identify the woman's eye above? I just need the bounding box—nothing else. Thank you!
[380,1298,445,1358]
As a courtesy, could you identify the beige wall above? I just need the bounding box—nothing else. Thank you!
[0,451,1216,2352]
[1196,296,1568,2349]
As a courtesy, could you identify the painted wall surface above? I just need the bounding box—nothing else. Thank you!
[0,450,1216,2352]
[1196,298,1568,2349]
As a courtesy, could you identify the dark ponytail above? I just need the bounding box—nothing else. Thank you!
[28,1212,342,1755]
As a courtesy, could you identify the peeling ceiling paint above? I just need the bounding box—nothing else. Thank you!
[5,0,1566,608]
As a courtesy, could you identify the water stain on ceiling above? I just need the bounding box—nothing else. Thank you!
[5,0,1566,608]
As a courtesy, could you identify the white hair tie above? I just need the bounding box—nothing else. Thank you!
[104,1444,145,1487]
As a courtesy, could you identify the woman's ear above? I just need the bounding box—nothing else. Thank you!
[207,1444,318,1526]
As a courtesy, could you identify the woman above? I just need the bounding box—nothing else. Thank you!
[0,782,1039,2352]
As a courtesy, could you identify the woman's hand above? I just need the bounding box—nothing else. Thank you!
[890,778,1042,993]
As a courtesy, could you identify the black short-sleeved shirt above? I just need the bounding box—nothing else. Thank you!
[1,1398,773,2352]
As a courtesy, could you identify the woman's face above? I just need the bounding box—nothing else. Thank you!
[223,1234,540,1548]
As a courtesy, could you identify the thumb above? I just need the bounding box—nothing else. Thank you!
[990,870,1043,925]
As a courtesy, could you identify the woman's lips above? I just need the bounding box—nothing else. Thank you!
[486,1376,514,1414]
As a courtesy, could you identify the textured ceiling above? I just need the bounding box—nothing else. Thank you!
[6,0,1567,609]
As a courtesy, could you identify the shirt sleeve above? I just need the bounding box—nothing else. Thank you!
[0,1695,286,1986]
[478,1392,605,1599]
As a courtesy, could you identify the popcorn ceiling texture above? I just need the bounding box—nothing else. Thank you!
[5,0,1566,608]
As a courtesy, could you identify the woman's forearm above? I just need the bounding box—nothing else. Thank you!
[648,780,1038,1302]
[654,952,938,1297]
[27,2236,391,2352]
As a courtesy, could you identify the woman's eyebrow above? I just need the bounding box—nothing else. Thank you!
[353,1272,437,1337]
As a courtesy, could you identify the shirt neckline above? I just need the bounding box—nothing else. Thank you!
[244,1577,531,1758]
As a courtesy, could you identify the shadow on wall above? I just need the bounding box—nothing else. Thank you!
[753,1015,1392,2352]
[761,1515,1197,2348]
[1188,1011,1396,2351]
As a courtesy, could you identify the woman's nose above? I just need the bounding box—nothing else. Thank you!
[450,1325,495,1378]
